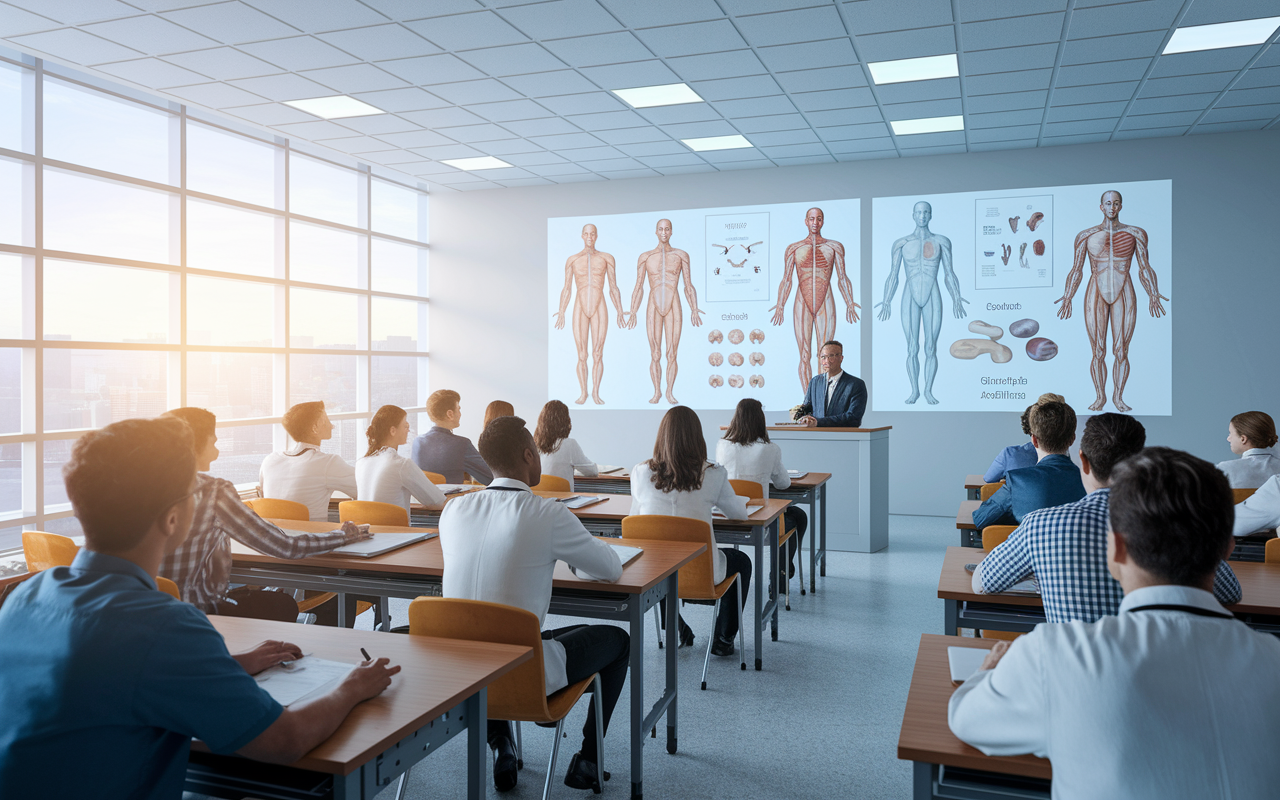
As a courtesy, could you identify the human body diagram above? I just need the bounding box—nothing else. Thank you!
[554,224,625,405]
[877,201,968,405]
[769,208,859,391]
[627,219,703,404]
[1055,191,1168,412]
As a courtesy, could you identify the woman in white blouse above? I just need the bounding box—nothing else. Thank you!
[716,398,807,579]
[1218,411,1280,489]
[356,405,446,514]
[630,406,751,657]
[534,400,598,490]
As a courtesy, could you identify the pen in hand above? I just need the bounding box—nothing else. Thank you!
[361,647,372,662]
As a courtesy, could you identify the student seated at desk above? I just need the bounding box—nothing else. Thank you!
[412,389,494,485]
[356,405,446,513]
[716,397,806,579]
[631,406,752,657]
[1217,410,1280,489]
[974,414,1241,621]
[440,416,626,794]
[484,399,515,429]
[1232,474,1280,536]
[259,400,359,522]
[972,400,1086,530]
[161,408,370,621]
[0,417,398,800]
[981,393,1064,483]
[950,447,1280,800]
[534,399,598,491]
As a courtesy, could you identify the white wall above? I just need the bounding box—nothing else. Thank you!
[430,131,1280,517]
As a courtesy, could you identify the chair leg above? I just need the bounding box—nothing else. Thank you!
[799,540,806,597]
[784,542,791,611]
[592,673,606,791]
[393,767,410,800]
[379,596,391,631]
[701,597,720,691]
[737,578,746,672]
[653,605,663,649]
[515,720,523,769]
[543,719,565,800]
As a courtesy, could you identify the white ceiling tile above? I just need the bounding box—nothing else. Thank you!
[592,126,672,144]
[270,118,354,138]
[502,69,598,97]
[378,129,460,148]
[539,91,625,115]
[528,131,605,149]
[96,56,210,87]
[166,80,265,107]
[360,0,483,19]
[894,130,965,148]
[898,143,968,156]
[9,27,140,64]
[1203,103,1280,123]
[1111,125,1186,139]
[0,3,59,36]
[407,143,484,159]
[400,106,487,127]
[565,109,649,130]
[844,0,953,32]
[464,99,555,122]
[653,163,717,175]
[1180,0,1280,26]
[731,113,808,132]
[1046,100,1128,121]
[615,140,686,156]
[723,0,827,15]
[335,114,422,134]
[501,117,582,136]
[164,46,282,79]
[967,90,1048,114]
[1223,85,1280,106]
[476,138,544,154]
[83,14,221,53]
[311,135,397,154]
[969,124,1042,142]
[240,0,388,33]
[317,24,440,61]
[635,103,721,123]
[1055,58,1150,87]
[756,37,857,72]
[505,152,571,167]
[775,65,866,93]
[499,0,623,39]
[1237,65,1280,89]
[1191,119,1269,134]
[459,43,567,77]
[963,12,1064,51]
[429,78,525,104]
[1140,73,1235,97]
[598,0,722,27]
[17,0,136,25]
[238,36,360,71]
[1061,31,1165,66]
[957,0,1066,23]
[1052,82,1139,105]
[875,77,960,104]
[575,157,641,171]
[966,69,1052,95]
[967,138,1037,152]
[541,32,654,67]
[817,121,891,140]
[493,177,556,187]
[855,25,955,62]
[697,146,769,162]
[1040,132,1112,146]
[403,11,528,50]
[637,153,707,167]
[362,150,430,166]
[548,172,606,182]
[712,95,797,117]
[579,60,679,90]
[595,167,661,179]
[828,135,895,152]
[690,74,781,101]
[883,97,963,119]
[634,19,748,58]
[222,100,313,125]
[771,154,835,165]
[301,64,409,94]
[667,50,768,82]
[736,6,846,47]
[433,122,513,142]
[376,53,484,84]
[1069,0,1181,39]
[1150,48,1257,78]
[352,87,450,111]
[661,120,737,138]
[804,106,884,126]
[229,73,333,101]
[791,87,876,111]
[162,2,301,45]
[747,128,818,146]
[525,161,587,174]
[964,43,1058,75]
[1043,117,1116,135]
[1130,93,1217,115]
[967,108,1044,128]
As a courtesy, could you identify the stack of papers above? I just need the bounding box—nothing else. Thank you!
[947,647,988,684]
[558,495,608,510]
[330,532,434,558]
[571,544,642,581]
[438,484,473,495]
[787,470,809,479]
[254,656,353,706]
[597,465,627,475]
[712,503,765,519]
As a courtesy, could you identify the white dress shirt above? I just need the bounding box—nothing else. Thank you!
[714,439,790,500]
[259,443,358,522]
[949,584,1280,800]
[439,478,623,694]
[628,462,748,584]
[825,370,844,405]
[1217,447,1280,489]
[1233,473,1280,536]
[540,437,598,491]
[355,447,446,513]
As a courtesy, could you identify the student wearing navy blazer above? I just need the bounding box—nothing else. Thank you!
[795,340,867,428]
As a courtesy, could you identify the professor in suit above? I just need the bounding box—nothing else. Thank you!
[795,340,867,428]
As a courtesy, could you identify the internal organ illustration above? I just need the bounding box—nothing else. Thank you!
[554,223,626,405]
[728,352,744,367]
[745,241,763,254]
[709,352,723,367]
[968,320,1003,340]
[1010,318,1039,338]
[1056,190,1168,412]
[749,329,765,344]
[771,207,859,391]
[1001,244,1012,266]
[749,352,765,366]
[1028,212,1045,232]
[1009,215,1020,233]
[728,258,747,269]
[1033,240,1045,256]
[709,374,724,387]
[728,329,745,345]
[1026,337,1058,361]
[712,244,730,255]
[728,375,745,388]
[950,338,1013,364]
[1019,242,1029,269]
[749,375,765,388]
[877,201,969,405]
[627,218,704,405]
[708,329,723,344]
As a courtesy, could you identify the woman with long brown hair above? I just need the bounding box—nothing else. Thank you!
[355,404,445,514]
[1218,410,1280,489]
[483,400,515,430]
[534,400,598,490]
[629,406,752,655]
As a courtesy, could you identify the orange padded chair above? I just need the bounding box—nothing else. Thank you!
[244,497,310,521]
[1266,538,1280,564]
[981,525,1018,553]
[730,478,804,608]
[22,531,79,572]
[622,515,746,688]
[155,576,182,599]
[1235,488,1258,504]
[423,471,446,484]
[338,500,409,526]
[534,474,572,492]
[979,481,1005,502]
[409,598,606,799]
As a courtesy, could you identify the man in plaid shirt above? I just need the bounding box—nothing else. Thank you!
[974,413,1242,622]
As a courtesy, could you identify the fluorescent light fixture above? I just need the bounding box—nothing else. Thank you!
[1163,16,1280,55]
[440,156,512,171]
[681,134,753,152]
[867,53,959,85]
[612,83,704,108]
[890,115,964,136]
[284,95,384,119]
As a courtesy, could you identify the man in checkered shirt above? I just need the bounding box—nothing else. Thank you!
[974,413,1242,622]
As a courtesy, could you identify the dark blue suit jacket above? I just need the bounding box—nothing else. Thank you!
[972,453,1086,530]
[798,372,867,428]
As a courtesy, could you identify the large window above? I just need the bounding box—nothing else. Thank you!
[0,56,430,556]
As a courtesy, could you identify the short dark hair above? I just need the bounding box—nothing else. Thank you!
[1109,447,1233,586]
[724,398,769,446]
[1021,393,1066,435]
[64,418,196,553]
[820,340,842,354]
[478,415,533,476]
[163,407,216,451]
[282,401,325,440]
[1080,413,1146,482]
[427,389,461,423]
[1028,401,1075,453]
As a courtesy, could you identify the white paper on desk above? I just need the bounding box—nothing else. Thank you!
[570,545,641,582]
[786,470,808,479]
[1004,575,1041,596]
[712,502,764,519]
[254,656,353,707]
[438,484,472,495]
[948,647,988,684]
[559,495,608,509]
[596,465,626,474]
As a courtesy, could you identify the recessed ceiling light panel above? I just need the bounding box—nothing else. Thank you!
[867,54,959,85]
[440,156,512,171]
[681,134,753,152]
[284,95,384,119]
[1163,16,1280,55]
[890,115,965,136]
[612,83,704,108]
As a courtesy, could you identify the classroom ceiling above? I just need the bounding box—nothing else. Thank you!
[1,0,1277,192]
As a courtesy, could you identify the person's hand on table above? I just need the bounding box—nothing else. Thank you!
[347,657,401,700]
[340,521,373,540]
[979,640,1010,672]
[233,640,304,675]
[798,415,818,428]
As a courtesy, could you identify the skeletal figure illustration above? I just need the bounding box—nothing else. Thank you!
[1000,244,1012,265]
[1018,242,1029,269]
[744,241,763,254]
[770,208,859,390]
[1009,215,1020,233]
[712,244,730,255]
[728,257,747,269]
[749,375,765,388]
[554,223,625,405]
[1056,190,1168,412]
[749,352,765,366]
[877,201,968,405]
[627,219,703,405]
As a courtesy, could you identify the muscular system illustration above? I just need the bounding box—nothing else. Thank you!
[770,208,860,391]
[627,218,703,405]
[877,201,969,405]
[1056,190,1168,412]
[554,224,625,405]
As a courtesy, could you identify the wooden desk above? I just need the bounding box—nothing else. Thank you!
[898,634,1050,799]
[964,474,985,501]
[955,501,981,547]
[233,520,706,800]
[189,616,531,800]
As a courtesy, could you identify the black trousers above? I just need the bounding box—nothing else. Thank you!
[662,547,752,640]
[783,506,808,569]
[489,624,630,764]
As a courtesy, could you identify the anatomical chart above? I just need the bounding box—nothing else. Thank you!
[871,180,1172,415]
[548,199,861,412]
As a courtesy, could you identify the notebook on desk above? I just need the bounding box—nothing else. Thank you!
[558,495,608,509]
[329,532,435,558]
[597,465,626,474]
[787,470,809,479]
[712,503,765,519]
[610,544,642,566]
[948,647,988,684]
[438,484,473,495]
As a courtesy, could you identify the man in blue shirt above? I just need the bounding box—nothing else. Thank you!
[973,400,1086,530]
[412,389,494,484]
[0,417,399,800]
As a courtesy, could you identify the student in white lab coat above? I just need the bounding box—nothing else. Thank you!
[1217,410,1280,489]
[534,400,599,491]
[355,405,446,515]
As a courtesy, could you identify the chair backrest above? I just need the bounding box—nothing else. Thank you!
[981,525,1018,552]
[22,531,80,573]
[534,474,571,492]
[979,481,1005,502]
[155,576,181,599]
[338,500,409,526]
[1266,538,1280,564]
[408,597,553,721]
[244,497,311,521]
[424,471,446,485]
[1235,488,1257,504]
[728,479,764,500]
[621,515,717,598]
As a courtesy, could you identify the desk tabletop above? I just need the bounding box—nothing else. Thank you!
[897,634,1051,780]
[527,491,790,527]
[965,474,986,490]
[207,615,531,776]
[956,500,980,530]
[723,425,892,433]
[573,469,831,489]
